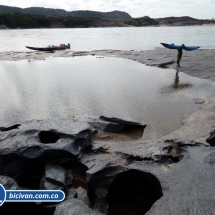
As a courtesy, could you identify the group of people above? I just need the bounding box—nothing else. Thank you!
[47,43,70,48]
[59,43,70,48]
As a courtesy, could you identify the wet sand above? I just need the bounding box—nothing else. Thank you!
[1,48,215,82]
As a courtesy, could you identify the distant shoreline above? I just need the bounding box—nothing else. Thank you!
[1,24,215,29]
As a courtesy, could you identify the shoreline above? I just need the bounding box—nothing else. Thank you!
[1,48,215,81]
[1,24,215,29]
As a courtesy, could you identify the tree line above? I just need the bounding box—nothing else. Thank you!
[0,12,161,29]
[0,13,51,28]
[0,12,107,28]
[123,16,159,26]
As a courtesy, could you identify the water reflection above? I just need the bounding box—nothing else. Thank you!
[0,57,215,140]
[161,68,193,93]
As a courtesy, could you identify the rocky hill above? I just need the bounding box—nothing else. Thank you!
[0,12,130,29]
[1,5,215,28]
[0,5,131,20]
[156,16,215,26]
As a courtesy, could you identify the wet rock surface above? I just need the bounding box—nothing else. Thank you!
[0,108,215,214]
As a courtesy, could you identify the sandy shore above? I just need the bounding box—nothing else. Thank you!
[1,48,215,82]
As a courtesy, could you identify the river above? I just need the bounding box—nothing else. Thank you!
[0,26,215,52]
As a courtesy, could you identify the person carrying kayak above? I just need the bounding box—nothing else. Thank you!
[177,44,185,67]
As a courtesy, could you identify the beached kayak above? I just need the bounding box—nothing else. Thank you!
[26,44,70,51]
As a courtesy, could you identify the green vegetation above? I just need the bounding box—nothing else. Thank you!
[168,20,173,24]
[0,5,132,20]
[0,12,51,28]
[123,16,159,26]
[63,18,91,27]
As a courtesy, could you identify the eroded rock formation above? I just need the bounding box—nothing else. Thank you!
[0,108,215,214]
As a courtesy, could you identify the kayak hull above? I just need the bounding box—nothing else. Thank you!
[26,45,70,51]
[161,43,200,51]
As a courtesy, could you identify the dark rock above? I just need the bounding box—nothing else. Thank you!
[89,116,146,133]
[1,112,215,214]
[0,150,87,190]
[206,130,215,146]
[54,199,104,215]
[99,116,143,127]
[107,169,163,215]
[86,163,163,214]
[0,124,21,132]
[0,118,94,159]
[40,163,67,191]
[0,175,21,190]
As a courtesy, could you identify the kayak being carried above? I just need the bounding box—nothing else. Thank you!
[160,43,200,51]
[160,43,200,67]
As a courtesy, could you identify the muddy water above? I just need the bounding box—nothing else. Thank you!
[1,56,215,140]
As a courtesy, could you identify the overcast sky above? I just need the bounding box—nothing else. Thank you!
[1,0,215,19]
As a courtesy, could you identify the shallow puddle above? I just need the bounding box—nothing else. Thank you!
[1,56,215,140]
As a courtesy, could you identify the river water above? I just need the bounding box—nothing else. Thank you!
[0,26,215,52]
[0,26,215,140]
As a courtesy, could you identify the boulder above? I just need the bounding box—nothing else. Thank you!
[54,199,104,215]
[40,163,67,191]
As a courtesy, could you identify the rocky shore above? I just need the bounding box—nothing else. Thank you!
[1,48,215,214]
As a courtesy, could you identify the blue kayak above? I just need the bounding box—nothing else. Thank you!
[161,43,200,51]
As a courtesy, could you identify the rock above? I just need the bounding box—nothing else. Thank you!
[0,118,94,158]
[206,130,215,146]
[76,186,89,205]
[91,120,124,133]
[65,188,77,199]
[86,163,163,214]
[0,112,215,214]
[89,115,146,133]
[100,115,145,128]
[0,175,21,190]
[194,98,205,104]
[40,163,67,191]
[0,124,21,132]
[54,199,104,215]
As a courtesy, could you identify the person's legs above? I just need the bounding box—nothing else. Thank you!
[177,55,182,67]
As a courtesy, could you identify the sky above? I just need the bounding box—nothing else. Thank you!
[1,0,215,19]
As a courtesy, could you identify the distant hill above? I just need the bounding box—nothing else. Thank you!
[0,12,130,29]
[0,5,132,20]
[155,16,215,26]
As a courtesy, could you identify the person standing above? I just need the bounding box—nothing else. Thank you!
[177,44,185,67]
